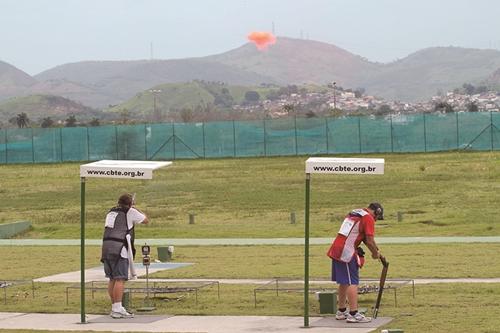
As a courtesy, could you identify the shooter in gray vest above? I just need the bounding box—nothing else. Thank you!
[101,193,149,318]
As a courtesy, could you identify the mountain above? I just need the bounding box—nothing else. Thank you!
[362,47,500,101]
[35,59,276,108]
[2,37,500,108]
[0,61,37,100]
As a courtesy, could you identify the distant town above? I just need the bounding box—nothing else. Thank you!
[234,83,500,119]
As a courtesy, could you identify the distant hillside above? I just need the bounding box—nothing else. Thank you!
[2,38,500,107]
[362,47,500,101]
[35,59,276,108]
[106,81,275,120]
[0,61,37,100]
[206,37,380,87]
[0,94,99,124]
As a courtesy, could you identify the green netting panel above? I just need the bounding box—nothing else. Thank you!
[203,121,235,158]
[172,123,204,159]
[391,114,425,152]
[0,130,6,163]
[61,127,88,161]
[327,117,360,153]
[359,116,392,153]
[88,126,118,160]
[5,128,33,163]
[296,117,327,155]
[458,112,492,150]
[492,112,500,150]
[265,118,296,156]
[147,123,174,160]
[116,125,147,160]
[234,120,265,157]
[424,113,458,152]
[33,128,62,163]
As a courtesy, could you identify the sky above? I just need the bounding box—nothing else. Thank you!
[2,0,500,75]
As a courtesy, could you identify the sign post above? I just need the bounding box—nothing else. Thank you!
[79,160,171,323]
[303,157,384,327]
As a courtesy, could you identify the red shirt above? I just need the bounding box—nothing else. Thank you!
[328,208,375,263]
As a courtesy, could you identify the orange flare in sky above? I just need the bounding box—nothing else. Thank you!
[247,31,276,50]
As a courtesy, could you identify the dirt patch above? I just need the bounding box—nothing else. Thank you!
[418,220,447,226]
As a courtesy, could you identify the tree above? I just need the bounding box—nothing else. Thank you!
[375,104,393,115]
[354,88,365,98]
[434,101,454,113]
[89,118,100,126]
[244,91,260,102]
[120,109,130,124]
[40,117,55,128]
[180,107,194,122]
[463,83,475,95]
[466,102,479,112]
[283,104,295,115]
[65,115,77,127]
[16,113,30,128]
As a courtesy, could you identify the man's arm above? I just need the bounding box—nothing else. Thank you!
[364,235,382,259]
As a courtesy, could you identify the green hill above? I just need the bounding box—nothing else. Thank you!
[105,81,278,120]
[0,94,99,124]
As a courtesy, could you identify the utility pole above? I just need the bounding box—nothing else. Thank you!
[149,89,162,122]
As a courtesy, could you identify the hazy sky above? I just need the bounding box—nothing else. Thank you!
[2,0,500,75]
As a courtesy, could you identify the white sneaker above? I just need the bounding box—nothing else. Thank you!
[346,312,372,323]
[335,310,348,320]
[110,308,134,319]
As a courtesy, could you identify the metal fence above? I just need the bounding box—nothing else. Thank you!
[1,112,499,164]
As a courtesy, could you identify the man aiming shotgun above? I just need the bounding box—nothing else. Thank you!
[327,202,385,323]
[101,193,149,319]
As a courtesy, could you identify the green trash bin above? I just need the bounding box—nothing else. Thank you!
[157,246,173,262]
[317,292,337,314]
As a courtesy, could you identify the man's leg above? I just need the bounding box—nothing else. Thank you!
[111,279,125,303]
[346,284,358,312]
[108,280,115,302]
[337,284,348,310]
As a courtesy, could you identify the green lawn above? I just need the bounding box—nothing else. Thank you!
[0,151,499,333]
[0,151,499,239]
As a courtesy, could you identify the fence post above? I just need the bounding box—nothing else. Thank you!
[31,128,35,163]
[358,117,362,153]
[4,129,7,163]
[172,122,176,160]
[423,113,427,152]
[491,111,494,151]
[115,126,119,159]
[294,116,298,155]
[233,120,236,157]
[144,124,148,160]
[86,127,90,161]
[59,127,63,162]
[263,119,267,156]
[202,121,206,158]
[390,115,394,153]
[456,112,459,149]
[325,117,329,153]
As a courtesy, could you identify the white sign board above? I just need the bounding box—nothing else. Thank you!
[80,160,172,179]
[305,157,384,175]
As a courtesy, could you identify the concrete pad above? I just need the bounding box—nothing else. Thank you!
[313,316,392,328]
[0,312,391,333]
[34,262,193,283]
[89,314,171,323]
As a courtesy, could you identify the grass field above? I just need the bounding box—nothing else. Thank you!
[0,151,499,239]
[0,151,499,333]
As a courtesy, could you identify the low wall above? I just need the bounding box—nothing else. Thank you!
[0,221,31,239]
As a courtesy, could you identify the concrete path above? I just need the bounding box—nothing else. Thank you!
[3,236,500,246]
[0,312,392,333]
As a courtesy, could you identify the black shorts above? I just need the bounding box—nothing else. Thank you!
[103,257,129,280]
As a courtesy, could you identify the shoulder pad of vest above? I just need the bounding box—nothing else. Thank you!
[350,209,368,217]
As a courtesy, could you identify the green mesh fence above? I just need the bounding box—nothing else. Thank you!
[0,112,499,164]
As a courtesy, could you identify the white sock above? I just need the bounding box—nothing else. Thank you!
[112,302,121,312]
